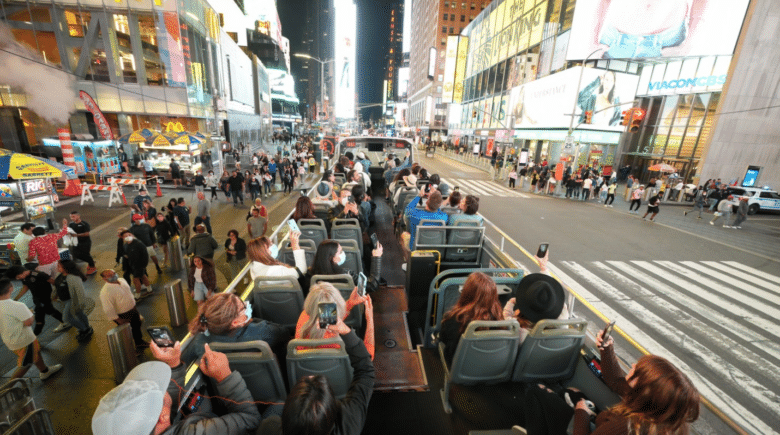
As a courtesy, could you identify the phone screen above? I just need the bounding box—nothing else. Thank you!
[317,303,338,329]
[288,219,300,233]
[357,272,368,297]
[602,320,616,341]
[536,243,549,258]
[147,326,175,348]
[370,233,378,250]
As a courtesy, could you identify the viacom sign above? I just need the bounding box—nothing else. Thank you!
[648,75,727,92]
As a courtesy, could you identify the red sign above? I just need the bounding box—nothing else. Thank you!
[602,165,613,176]
[486,138,494,156]
[555,163,564,181]
[79,91,114,140]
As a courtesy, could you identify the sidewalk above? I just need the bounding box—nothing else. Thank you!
[434,151,780,261]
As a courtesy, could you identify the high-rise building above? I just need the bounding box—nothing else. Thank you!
[407,0,491,139]
[383,1,404,127]
[300,0,335,124]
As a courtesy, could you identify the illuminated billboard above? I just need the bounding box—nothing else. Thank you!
[428,47,437,79]
[566,0,750,60]
[268,69,296,99]
[334,0,356,119]
[442,36,459,103]
[509,66,640,131]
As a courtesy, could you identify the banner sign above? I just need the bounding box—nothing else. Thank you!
[79,91,114,140]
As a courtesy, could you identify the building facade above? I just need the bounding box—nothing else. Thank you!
[300,0,335,125]
[382,1,404,130]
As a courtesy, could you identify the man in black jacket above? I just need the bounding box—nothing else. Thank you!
[120,231,152,300]
[130,214,162,274]
[228,170,245,206]
[258,319,375,435]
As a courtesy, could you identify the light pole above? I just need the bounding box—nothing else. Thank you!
[295,53,334,126]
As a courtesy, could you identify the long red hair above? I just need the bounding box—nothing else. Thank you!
[442,272,503,334]
[610,355,700,435]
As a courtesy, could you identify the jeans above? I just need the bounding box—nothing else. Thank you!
[629,199,641,211]
[232,189,244,205]
[581,189,590,201]
[63,300,90,333]
[210,186,218,200]
[264,181,272,194]
[116,308,145,346]
[606,193,615,205]
[251,186,261,200]
[732,213,747,227]
[33,298,64,335]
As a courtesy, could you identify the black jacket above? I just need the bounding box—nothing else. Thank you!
[155,219,175,244]
[123,239,148,268]
[257,331,375,435]
[130,223,156,247]
[224,237,247,261]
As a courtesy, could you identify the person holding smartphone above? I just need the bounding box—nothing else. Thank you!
[295,283,371,351]
[246,231,306,282]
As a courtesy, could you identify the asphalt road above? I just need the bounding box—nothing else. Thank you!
[421,152,780,435]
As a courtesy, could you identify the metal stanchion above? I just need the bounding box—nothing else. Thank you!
[165,279,188,327]
[107,324,138,384]
[167,235,185,272]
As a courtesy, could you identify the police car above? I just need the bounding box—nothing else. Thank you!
[725,186,780,215]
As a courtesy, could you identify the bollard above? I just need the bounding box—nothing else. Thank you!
[165,279,188,327]
[107,324,138,384]
[167,235,185,272]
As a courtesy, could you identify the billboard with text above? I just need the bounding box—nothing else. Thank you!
[334,0,356,119]
[509,66,639,130]
[566,0,749,60]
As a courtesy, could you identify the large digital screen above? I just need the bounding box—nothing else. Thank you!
[268,69,296,99]
[509,66,640,131]
[566,0,750,60]
[334,0,356,119]
[428,47,437,79]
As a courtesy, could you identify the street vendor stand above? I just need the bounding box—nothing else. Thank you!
[140,142,202,183]
[42,138,121,176]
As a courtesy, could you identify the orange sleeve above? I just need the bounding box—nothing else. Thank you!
[344,299,357,317]
[295,311,308,339]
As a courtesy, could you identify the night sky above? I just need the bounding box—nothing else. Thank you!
[278,0,398,123]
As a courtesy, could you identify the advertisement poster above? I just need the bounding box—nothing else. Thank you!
[334,0,356,119]
[509,66,640,130]
[566,0,750,60]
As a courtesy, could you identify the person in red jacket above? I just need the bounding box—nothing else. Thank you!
[28,219,69,277]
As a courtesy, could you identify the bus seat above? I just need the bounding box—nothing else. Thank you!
[333,173,347,186]
[424,268,525,348]
[287,337,354,399]
[414,219,447,252]
[332,218,363,256]
[279,239,316,269]
[395,187,418,215]
[310,274,363,331]
[312,203,332,233]
[512,318,588,383]
[297,218,328,248]
[444,223,484,264]
[252,277,304,333]
[439,319,521,413]
[208,340,287,405]
[3,408,56,435]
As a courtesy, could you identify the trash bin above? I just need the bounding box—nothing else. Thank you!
[165,279,188,327]
[168,236,185,272]
[107,324,139,384]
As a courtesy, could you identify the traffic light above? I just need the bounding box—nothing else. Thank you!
[621,110,630,126]
[629,108,646,133]
[584,110,592,124]
[472,110,478,118]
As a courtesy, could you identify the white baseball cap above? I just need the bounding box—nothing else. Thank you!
[92,361,171,435]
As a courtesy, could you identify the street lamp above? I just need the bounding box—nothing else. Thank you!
[295,53,334,125]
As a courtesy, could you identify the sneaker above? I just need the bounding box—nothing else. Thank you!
[684,211,688,216]
[723,225,730,228]
[53,323,72,333]
[736,226,742,229]
[709,221,714,225]
[642,217,646,221]
[40,364,62,380]
[649,219,655,222]
[697,216,702,219]
[77,327,94,343]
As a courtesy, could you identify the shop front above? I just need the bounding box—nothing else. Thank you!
[139,143,202,182]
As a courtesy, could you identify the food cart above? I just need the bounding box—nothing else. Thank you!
[0,179,58,266]
[139,142,202,183]
[42,138,121,176]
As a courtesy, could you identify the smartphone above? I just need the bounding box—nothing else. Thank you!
[287,219,300,233]
[602,319,617,341]
[536,243,549,258]
[347,195,355,204]
[147,326,175,348]
[370,233,379,250]
[317,302,338,329]
[357,272,368,297]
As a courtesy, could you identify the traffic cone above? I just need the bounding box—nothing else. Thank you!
[156,179,163,197]
[63,178,82,196]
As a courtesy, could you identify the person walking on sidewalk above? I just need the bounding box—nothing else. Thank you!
[99,269,148,351]
[28,219,69,277]
[628,185,644,214]
[194,192,212,235]
[711,195,736,227]
[188,256,217,308]
[228,170,245,206]
[120,230,153,300]
[0,278,62,381]
[604,182,617,207]
[642,193,661,222]
[581,176,593,201]
[53,260,93,343]
[508,168,517,188]
[730,197,749,229]
[68,212,97,275]
[7,266,69,335]
[187,224,219,260]
[624,175,635,201]
[130,214,163,274]
[173,198,192,248]
[684,188,707,219]
[206,170,219,200]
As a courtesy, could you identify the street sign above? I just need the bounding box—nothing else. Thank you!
[565,135,574,145]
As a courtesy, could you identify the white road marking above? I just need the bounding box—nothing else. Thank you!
[678,261,780,306]
[701,261,780,292]
[722,261,780,285]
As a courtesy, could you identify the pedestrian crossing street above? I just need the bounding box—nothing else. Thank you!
[546,260,780,435]
[440,178,530,199]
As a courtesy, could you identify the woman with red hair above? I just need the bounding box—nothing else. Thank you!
[437,272,504,366]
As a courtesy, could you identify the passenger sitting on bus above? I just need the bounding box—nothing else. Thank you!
[258,316,375,435]
[524,330,700,435]
[428,174,450,197]
[292,196,316,222]
[502,271,569,345]
[334,162,346,176]
[356,151,371,172]
[295,283,370,346]
[247,231,306,282]
[383,159,396,193]
[390,169,413,204]
[351,185,372,230]
[437,272,505,366]
[448,195,483,226]
[339,156,352,170]
[403,188,448,250]
[328,189,364,226]
[92,342,261,435]
[352,162,372,190]
[300,239,383,297]
[443,190,462,216]
[314,171,339,206]
[181,292,289,365]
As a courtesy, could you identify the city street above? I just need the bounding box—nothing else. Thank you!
[421,152,780,435]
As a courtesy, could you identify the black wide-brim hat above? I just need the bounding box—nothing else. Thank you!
[516,273,565,323]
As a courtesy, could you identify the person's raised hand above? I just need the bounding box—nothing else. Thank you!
[596,328,614,350]
[151,340,182,368]
[289,230,301,249]
[534,250,550,273]
[348,287,369,306]
[199,344,231,383]
[372,242,383,257]
[326,317,351,336]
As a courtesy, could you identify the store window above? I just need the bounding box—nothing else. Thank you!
[650,96,678,155]
[679,94,709,158]
[113,14,137,83]
[87,48,110,82]
[137,14,165,86]
[561,0,577,31]
[63,9,91,38]
[10,28,61,66]
[694,93,719,158]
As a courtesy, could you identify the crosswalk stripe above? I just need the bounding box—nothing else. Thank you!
[471,180,528,198]
[722,261,780,285]
[454,179,492,196]
[701,261,780,292]
[605,261,780,358]
[443,178,529,198]
[560,261,780,433]
[677,261,780,307]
